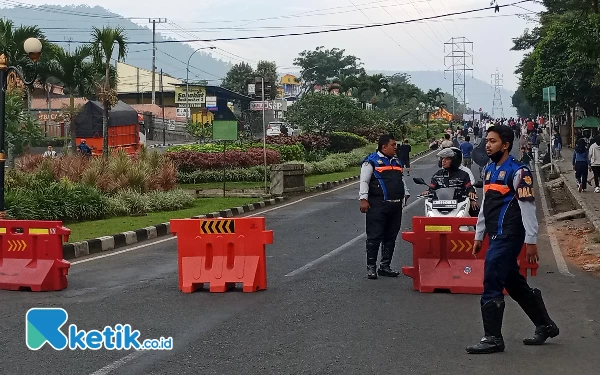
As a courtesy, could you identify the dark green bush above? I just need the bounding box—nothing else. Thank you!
[327,132,369,153]
[178,166,267,184]
[6,181,106,222]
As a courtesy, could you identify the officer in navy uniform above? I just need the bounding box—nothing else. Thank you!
[359,134,410,279]
[467,124,559,354]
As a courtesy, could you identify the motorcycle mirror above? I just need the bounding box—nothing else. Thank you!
[474,181,484,189]
[413,177,427,185]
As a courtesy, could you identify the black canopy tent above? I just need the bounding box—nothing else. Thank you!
[73,100,139,138]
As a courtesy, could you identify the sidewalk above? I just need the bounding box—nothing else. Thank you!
[551,147,600,232]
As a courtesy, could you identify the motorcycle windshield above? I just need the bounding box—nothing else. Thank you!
[434,188,456,201]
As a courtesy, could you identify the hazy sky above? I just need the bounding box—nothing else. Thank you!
[26,0,543,91]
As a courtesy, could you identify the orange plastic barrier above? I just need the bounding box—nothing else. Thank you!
[401,217,538,294]
[170,217,273,293]
[0,220,71,292]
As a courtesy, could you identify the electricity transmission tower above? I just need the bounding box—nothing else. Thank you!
[444,37,473,117]
[491,69,504,119]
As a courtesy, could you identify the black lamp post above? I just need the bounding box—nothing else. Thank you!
[0,37,43,217]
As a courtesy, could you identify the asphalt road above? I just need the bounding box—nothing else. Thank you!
[2,149,600,375]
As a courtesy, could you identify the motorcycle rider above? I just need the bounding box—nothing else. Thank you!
[428,147,479,215]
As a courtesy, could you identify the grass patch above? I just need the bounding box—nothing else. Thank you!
[65,197,258,243]
[305,167,361,187]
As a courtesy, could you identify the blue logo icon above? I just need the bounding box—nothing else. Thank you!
[26,308,172,351]
[26,308,69,350]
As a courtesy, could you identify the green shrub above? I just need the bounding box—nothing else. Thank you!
[284,144,373,176]
[6,181,106,222]
[327,132,368,153]
[249,143,305,162]
[166,143,244,153]
[105,188,195,217]
[178,166,267,184]
[31,137,69,148]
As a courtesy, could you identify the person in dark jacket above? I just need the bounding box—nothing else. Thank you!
[573,138,589,192]
[359,134,411,279]
[467,124,559,355]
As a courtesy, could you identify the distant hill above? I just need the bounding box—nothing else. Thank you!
[371,70,517,118]
[1,4,232,83]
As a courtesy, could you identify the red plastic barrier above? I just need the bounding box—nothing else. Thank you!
[171,217,273,293]
[401,217,538,294]
[0,220,71,292]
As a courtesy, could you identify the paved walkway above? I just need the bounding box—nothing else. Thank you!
[552,146,600,231]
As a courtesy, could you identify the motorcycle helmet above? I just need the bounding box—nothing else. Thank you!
[437,147,462,170]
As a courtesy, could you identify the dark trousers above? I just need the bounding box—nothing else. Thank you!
[592,166,600,188]
[575,161,589,190]
[482,234,531,305]
[365,200,403,266]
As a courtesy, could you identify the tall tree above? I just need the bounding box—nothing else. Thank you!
[512,85,537,118]
[255,60,278,99]
[91,26,127,160]
[48,44,95,150]
[294,46,365,88]
[221,62,254,95]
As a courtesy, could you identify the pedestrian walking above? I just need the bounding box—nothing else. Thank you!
[359,134,410,279]
[42,145,57,158]
[460,135,474,169]
[396,139,412,176]
[588,135,600,193]
[467,124,559,354]
[573,138,589,192]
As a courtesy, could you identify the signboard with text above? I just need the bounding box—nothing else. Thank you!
[176,107,190,118]
[543,86,556,102]
[206,96,217,111]
[175,86,206,107]
[249,100,288,111]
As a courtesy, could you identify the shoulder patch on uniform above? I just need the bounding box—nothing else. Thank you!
[516,168,535,201]
[362,161,369,167]
[485,171,491,180]
[498,171,506,179]
[377,159,384,165]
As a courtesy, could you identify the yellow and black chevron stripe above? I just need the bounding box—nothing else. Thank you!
[200,220,235,234]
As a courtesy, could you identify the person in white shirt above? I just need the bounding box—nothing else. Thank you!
[43,145,57,158]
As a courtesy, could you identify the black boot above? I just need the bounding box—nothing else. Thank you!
[378,241,400,277]
[466,299,506,354]
[366,240,380,279]
[517,288,560,345]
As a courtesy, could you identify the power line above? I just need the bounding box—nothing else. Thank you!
[46,1,533,44]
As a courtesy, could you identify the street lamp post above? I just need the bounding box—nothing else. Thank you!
[185,46,215,124]
[0,37,43,217]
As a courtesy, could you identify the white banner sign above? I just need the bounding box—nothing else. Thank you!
[176,107,190,118]
[206,96,217,108]
[248,84,256,95]
[250,100,288,111]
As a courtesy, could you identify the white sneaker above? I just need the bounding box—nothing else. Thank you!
[595,187,600,193]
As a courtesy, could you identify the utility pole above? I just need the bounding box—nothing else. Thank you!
[148,18,167,105]
[160,69,165,146]
[491,69,504,119]
[444,37,473,118]
[262,77,267,194]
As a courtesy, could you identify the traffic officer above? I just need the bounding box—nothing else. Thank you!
[467,124,559,354]
[359,134,410,279]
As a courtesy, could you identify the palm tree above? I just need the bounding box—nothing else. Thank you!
[48,44,95,151]
[90,26,127,160]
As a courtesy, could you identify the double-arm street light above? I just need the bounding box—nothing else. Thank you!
[0,37,43,217]
[185,46,215,124]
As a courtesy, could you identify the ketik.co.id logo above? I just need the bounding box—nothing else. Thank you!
[26,308,173,350]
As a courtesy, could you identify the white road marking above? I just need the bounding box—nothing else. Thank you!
[285,233,367,277]
[73,150,437,266]
[89,352,145,375]
[534,164,575,277]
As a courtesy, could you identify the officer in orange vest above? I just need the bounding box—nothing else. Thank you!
[467,124,559,354]
[359,134,410,279]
